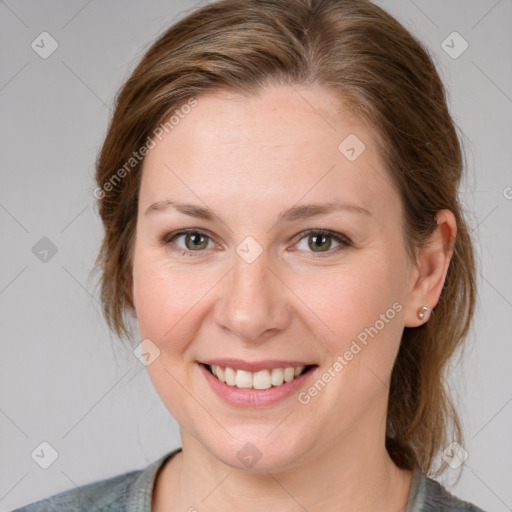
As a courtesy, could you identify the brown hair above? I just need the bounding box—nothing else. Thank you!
[92,0,477,477]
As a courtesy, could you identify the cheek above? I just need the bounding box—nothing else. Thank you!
[292,246,406,368]
[132,249,198,343]
[132,255,204,424]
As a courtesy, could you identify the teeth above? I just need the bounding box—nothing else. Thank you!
[271,368,284,386]
[284,367,295,382]
[209,364,307,389]
[225,366,236,386]
[235,370,253,389]
[253,370,271,389]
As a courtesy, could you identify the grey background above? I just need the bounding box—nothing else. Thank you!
[0,0,511,510]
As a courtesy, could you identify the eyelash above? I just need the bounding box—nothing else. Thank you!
[158,228,352,259]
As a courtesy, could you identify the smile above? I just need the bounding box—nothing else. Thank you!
[205,364,315,390]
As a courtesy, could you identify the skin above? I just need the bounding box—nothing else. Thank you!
[130,84,457,512]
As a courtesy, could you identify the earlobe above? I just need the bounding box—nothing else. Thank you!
[404,209,457,327]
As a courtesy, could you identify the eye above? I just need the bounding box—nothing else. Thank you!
[158,228,352,258]
[291,229,352,258]
[159,228,216,257]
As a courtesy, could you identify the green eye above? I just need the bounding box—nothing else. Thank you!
[177,232,210,251]
[161,229,214,256]
[160,228,352,258]
[291,229,352,258]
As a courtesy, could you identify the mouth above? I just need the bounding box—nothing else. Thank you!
[201,362,318,390]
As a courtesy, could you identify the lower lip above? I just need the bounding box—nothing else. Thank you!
[198,363,318,408]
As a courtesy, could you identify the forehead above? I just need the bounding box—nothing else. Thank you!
[139,84,396,219]
[158,84,364,151]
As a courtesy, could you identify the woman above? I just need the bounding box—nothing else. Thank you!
[15,0,486,510]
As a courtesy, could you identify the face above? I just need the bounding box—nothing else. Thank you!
[131,84,418,471]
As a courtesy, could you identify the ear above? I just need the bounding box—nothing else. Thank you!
[404,209,457,327]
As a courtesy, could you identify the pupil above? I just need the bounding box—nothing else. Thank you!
[310,234,330,252]
[187,233,207,250]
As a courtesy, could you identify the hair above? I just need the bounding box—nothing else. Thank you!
[92,0,477,478]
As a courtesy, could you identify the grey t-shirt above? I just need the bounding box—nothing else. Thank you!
[13,447,486,511]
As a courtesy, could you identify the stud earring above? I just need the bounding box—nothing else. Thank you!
[417,306,430,320]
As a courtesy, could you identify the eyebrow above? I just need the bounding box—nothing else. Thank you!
[144,198,371,224]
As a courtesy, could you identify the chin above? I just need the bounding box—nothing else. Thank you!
[203,431,308,473]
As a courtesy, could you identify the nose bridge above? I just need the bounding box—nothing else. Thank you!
[214,249,290,341]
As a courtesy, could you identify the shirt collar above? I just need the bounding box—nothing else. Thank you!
[126,446,183,512]
[405,467,427,511]
[125,449,425,512]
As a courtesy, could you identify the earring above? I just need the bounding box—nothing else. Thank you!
[417,306,430,320]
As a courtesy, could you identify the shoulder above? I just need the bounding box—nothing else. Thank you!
[12,449,181,512]
[11,469,143,511]
[420,473,487,512]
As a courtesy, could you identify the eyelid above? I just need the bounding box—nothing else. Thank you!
[160,228,352,258]
[291,228,352,247]
[288,229,352,259]
[161,228,217,253]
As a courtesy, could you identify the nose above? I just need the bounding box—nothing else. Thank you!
[213,253,292,344]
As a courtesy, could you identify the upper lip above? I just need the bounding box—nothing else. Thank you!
[200,358,315,372]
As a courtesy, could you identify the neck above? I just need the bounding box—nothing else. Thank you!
[153,424,413,511]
